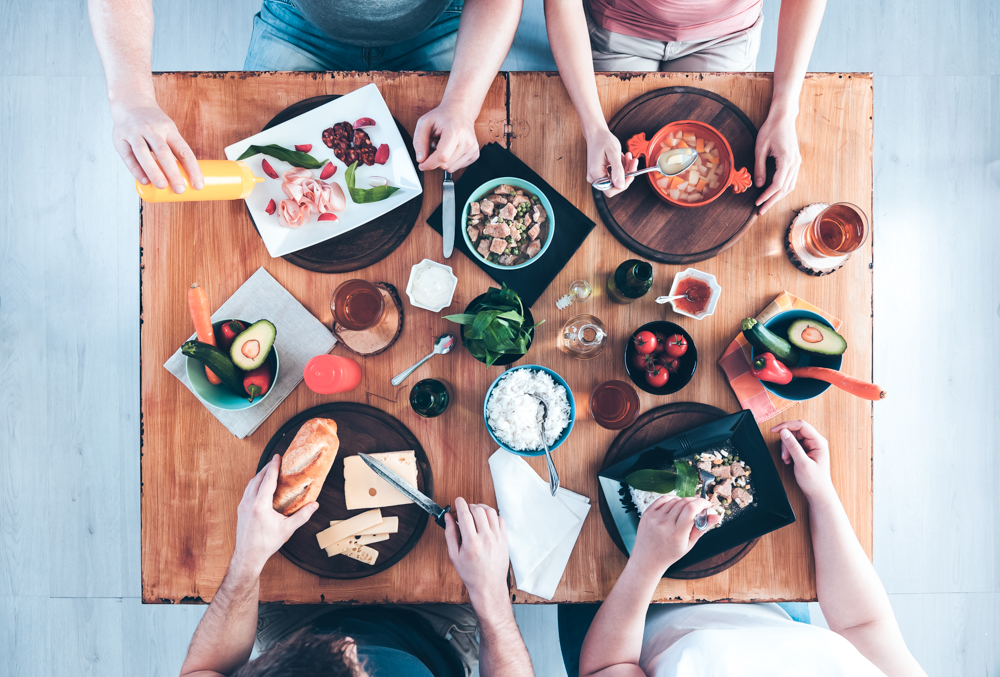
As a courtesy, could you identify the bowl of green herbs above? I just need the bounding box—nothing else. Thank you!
[444,284,542,367]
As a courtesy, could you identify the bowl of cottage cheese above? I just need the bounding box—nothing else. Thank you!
[483,365,575,457]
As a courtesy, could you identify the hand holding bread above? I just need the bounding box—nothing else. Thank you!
[272,418,340,515]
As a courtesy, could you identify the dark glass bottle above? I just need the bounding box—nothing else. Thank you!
[607,260,653,304]
[409,379,450,418]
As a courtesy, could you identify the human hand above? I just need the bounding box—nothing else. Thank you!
[231,455,318,577]
[630,496,719,576]
[586,127,639,197]
[413,103,480,172]
[444,497,511,618]
[753,109,801,214]
[110,93,203,193]
[770,420,836,501]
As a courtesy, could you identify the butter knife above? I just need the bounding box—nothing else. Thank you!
[442,170,455,258]
[359,452,450,528]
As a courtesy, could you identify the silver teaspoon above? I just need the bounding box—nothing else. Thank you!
[391,334,455,386]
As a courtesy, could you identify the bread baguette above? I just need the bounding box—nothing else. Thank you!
[273,418,339,515]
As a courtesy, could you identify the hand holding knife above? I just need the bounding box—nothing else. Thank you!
[359,453,450,528]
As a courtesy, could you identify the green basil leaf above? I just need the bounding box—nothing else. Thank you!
[443,313,477,325]
[344,160,400,203]
[674,461,701,497]
[625,469,678,494]
[237,144,326,169]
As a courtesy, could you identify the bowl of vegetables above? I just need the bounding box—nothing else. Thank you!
[624,321,697,395]
[745,310,843,402]
[183,318,279,410]
[444,284,540,367]
[462,177,555,270]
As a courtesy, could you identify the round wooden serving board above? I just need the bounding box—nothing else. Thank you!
[257,402,433,579]
[251,95,425,274]
[598,402,759,579]
[593,87,764,264]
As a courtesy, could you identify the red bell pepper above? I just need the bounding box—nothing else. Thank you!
[219,320,246,352]
[751,352,793,385]
[243,365,272,403]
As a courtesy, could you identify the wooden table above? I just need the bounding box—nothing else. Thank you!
[141,71,872,605]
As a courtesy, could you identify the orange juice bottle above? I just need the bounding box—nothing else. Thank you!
[135,160,263,202]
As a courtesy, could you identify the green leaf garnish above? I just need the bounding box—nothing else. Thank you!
[237,144,326,169]
[626,461,701,498]
[345,161,401,203]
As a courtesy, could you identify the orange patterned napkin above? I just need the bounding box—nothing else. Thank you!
[718,291,843,423]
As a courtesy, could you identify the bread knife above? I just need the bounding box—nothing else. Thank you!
[442,170,455,258]
[358,453,450,528]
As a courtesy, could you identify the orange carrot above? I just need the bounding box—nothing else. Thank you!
[188,283,222,385]
[790,367,885,400]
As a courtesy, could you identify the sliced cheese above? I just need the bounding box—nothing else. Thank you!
[316,509,382,550]
[343,452,418,510]
[340,543,379,565]
[330,516,399,535]
[325,533,389,557]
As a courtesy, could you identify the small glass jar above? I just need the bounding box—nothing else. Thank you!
[559,314,608,360]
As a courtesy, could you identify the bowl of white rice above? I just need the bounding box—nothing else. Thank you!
[483,365,576,457]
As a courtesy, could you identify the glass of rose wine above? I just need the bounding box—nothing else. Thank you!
[800,202,870,259]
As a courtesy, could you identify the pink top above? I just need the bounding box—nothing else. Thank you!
[587,0,762,43]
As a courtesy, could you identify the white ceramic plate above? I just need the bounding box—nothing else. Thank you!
[224,84,422,258]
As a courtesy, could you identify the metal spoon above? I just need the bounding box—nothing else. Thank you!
[695,469,716,531]
[527,394,560,496]
[391,334,455,386]
[591,147,699,191]
[655,292,695,305]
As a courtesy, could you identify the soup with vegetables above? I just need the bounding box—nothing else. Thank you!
[654,130,724,203]
[466,184,548,266]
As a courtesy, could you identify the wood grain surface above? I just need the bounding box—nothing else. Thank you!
[594,87,762,263]
[254,402,432,579]
[596,402,761,580]
[142,71,873,605]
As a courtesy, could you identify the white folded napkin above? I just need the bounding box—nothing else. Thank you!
[489,449,591,600]
[163,267,336,439]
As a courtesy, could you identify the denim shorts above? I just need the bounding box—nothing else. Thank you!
[244,0,464,72]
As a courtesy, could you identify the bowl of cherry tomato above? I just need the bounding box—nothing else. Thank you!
[623,321,698,395]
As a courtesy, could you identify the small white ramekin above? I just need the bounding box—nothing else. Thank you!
[667,267,722,320]
[405,259,459,312]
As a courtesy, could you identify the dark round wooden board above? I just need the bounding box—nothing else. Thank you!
[257,402,432,579]
[598,402,760,579]
[251,95,425,273]
[594,87,766,264]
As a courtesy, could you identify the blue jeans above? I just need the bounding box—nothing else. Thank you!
[244,0,464,71]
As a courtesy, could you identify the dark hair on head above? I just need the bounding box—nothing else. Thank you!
[232,628,367,677]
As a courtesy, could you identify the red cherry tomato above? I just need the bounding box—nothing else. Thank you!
[645,365,670,388]
[633,331,658,355]
[631,351,653,372]
[653,331,669,353]
[662,356,681,374]
[665,334,688,357]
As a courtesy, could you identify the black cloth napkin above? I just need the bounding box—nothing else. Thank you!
[426,143,596,309]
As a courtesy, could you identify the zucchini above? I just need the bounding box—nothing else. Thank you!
[182,340,246,395]
[741,318,801,366]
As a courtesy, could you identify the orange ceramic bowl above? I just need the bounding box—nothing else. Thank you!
[626,120,752,208]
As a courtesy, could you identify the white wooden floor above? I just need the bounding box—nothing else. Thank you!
[1,1,997,675]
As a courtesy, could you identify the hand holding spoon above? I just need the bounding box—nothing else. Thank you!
[592,147,698,191]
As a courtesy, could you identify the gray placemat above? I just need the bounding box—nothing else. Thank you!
[164,267,336,439]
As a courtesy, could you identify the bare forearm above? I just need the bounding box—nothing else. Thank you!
[809,490,895,633]
[579,558,658,677]
[87,0,156,103]
[544,0,607,139]
[770,0,827,115]
[180,560,261,677]
[477,603,534,677]
[441,0,522,117]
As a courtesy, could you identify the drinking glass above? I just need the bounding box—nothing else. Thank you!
[330,280,385,331]
[590,380,640,430]
[801,202,870,259]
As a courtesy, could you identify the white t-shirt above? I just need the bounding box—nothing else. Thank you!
[639,603,886,676]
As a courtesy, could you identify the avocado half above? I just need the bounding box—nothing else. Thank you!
[231,320,277,370]
[786,319,846,356]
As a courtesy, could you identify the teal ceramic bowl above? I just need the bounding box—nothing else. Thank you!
[462,177,555,271]
[483,365,576,457]
[186,319,279,411]
[751,310,843,402]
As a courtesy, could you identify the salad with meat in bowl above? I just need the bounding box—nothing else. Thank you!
[464,179,552,269]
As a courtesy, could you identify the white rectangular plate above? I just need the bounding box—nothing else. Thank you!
[225,83,422,258]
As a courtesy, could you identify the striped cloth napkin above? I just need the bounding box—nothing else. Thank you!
[717,291,842,423]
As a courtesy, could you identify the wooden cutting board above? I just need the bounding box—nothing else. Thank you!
[251,95,425,273]
[593,86,765,264]
[598,402,759,579]
[256,402,433,579]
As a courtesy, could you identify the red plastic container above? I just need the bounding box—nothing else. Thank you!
[304,354,361,394]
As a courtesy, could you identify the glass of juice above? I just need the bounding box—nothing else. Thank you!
[802,202,870,259]
[590,380,640,430]
[331,280,385,331]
